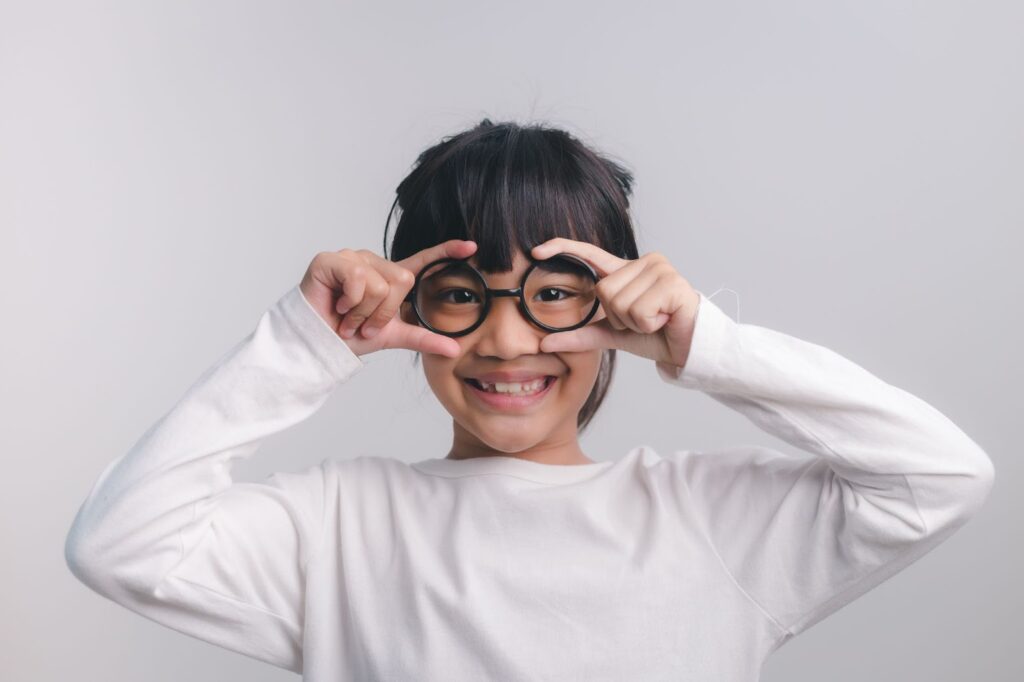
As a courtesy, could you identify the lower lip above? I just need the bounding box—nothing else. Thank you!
[463,376,557,410]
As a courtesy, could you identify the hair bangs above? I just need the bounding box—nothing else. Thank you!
[384,120,636,272]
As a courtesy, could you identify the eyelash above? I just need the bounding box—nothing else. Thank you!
[437,288,574,303]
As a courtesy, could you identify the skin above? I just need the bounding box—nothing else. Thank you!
[414,247,605,465]
[298,236,702,467]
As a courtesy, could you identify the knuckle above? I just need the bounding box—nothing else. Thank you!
[655,260,676,275]
[346,303,370,319]
[395,268,415,287]
[638,313,659,332]
[367,279,390,299]
[370,306,397,326]
[342,291,364,309]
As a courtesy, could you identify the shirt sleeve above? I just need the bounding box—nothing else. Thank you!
[64,283,365,674]
[655,292,995,646]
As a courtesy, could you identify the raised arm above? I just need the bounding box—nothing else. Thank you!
[64,239,476,672]
[656,292,995,647]
[64,284,365,673]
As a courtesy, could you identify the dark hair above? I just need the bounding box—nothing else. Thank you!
[383,118,640,434]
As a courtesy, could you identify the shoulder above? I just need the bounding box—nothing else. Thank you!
[264,456,413,499]
[647,444,823,491]
[320,454,423,489]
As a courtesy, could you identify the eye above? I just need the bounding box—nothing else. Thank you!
[534,288,575,302]
[437,288,481,304]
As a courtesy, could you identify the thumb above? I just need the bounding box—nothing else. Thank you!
[540,319,623,353]
[388,319,462,358]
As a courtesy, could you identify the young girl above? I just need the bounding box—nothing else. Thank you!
[65,119,994,681]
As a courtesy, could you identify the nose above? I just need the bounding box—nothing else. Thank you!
[469,296,543,359]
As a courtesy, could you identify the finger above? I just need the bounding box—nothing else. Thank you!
[333,259,366,316]
[359,266,417,339]
[608,266,663,332]
[540,318,624,353]
[529,237,629,278]
[601,301,630,331]
[338,268,389,338]
[593,254,648,292]
[305,251,363,316]
[389,319,462,358]
[592,258,649,331]
[397,239,478,277]
[368,241,475,339]
[627,285,673,334]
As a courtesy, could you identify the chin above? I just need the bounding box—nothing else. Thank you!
[466,419,545,453]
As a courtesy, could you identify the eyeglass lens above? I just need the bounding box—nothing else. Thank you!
[414,257,597,334]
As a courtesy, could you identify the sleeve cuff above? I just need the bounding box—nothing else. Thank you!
[275,284,365,382]
[655,290,735,389]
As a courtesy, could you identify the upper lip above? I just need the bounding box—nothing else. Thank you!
[466,371,556,383]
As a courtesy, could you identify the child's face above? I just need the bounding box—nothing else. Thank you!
[407,247,605,456]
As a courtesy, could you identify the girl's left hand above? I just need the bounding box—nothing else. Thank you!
[531,238,702,369]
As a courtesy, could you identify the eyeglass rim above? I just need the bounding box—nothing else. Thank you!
[401,252,602,338]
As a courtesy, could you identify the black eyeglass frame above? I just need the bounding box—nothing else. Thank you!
[401,252,602,338]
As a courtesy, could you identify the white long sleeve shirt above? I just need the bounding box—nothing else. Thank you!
[65,283,995,681]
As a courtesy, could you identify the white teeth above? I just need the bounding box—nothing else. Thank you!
[477,378,548,394]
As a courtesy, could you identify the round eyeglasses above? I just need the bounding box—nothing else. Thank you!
[402,252,601,337]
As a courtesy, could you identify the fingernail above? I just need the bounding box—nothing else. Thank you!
[341,327,355,338]
[362,326,378,338]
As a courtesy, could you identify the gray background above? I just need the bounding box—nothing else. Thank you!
[1,1,1019,680]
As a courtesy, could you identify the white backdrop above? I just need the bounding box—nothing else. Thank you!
[1,1,1019,680]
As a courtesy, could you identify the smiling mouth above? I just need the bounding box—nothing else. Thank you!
[461,375,559,410]
[463,376,556,395]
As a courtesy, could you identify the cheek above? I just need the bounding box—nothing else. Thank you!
[421,355,466,408]
[562,352,603,397]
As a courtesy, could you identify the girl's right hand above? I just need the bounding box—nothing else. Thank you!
[298,239,477,358]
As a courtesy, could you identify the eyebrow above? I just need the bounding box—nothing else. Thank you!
[433,262,466,277]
